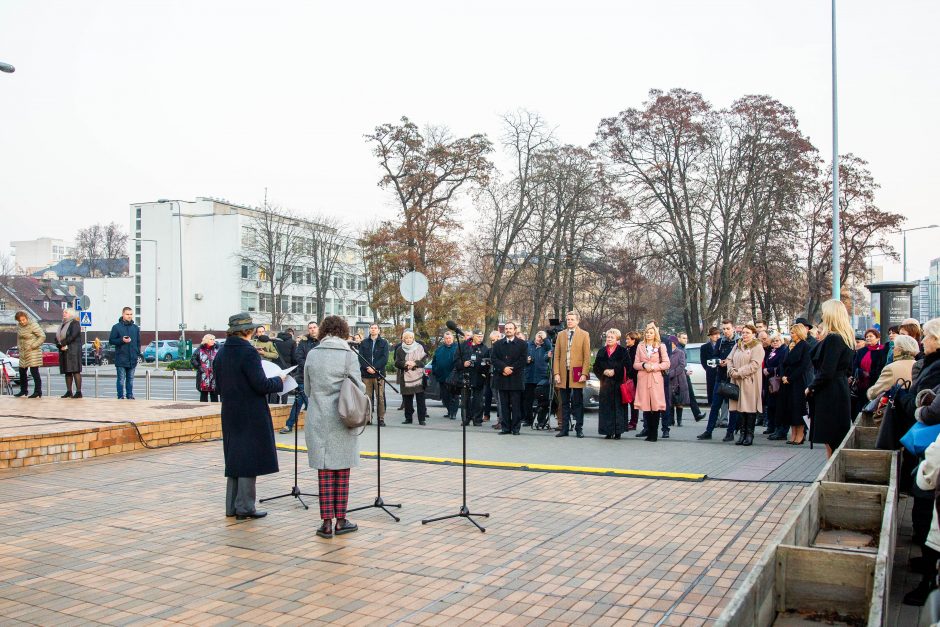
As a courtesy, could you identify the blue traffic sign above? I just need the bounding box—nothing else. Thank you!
[79,311,93,327]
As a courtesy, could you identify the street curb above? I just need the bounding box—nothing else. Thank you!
[275,443,707,481]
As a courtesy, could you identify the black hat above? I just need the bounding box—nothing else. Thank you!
[794,317,813,329]
[227,312,256,333]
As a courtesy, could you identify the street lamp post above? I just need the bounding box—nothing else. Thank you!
[901,225,939,282]
[133,238,160,371]
[831,0,841,300]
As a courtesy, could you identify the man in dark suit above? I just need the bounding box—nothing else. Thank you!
[700,326,720,406]
[490,321,528,435]
[215,312,288,520]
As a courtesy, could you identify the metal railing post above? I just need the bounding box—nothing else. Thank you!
[172,370,178,401]
[94,368,99,398]
[146,369,151,400]
[46,367,52,395]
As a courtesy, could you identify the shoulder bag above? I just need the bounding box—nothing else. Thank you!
[717,346,740,400]
[338,351,371,430]
[620,368,635,404]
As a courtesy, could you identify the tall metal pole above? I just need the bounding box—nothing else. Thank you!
[903,232,908,282]
[176,201,186,345]
[831,0,841,300]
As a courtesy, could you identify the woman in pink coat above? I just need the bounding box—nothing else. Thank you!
[633,324,670,442]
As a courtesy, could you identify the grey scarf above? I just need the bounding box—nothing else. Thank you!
[56,319,71,344]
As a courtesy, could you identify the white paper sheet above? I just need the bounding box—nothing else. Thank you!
[261,361,298,396]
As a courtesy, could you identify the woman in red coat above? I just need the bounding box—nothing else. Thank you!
[633,324,670,442]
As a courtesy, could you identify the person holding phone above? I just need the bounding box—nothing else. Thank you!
[109,307,141,399]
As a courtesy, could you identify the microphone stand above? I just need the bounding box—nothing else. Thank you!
[261,373,318,510]
[422,328,489,532]
[347,343,403,521]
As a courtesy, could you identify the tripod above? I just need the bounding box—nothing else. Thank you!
[422,329,489,532]
[261,384,317,509]
[347,343,402,521]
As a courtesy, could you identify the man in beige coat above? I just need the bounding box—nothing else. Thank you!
[553,311,591,438]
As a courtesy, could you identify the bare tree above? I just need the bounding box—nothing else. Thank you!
[240,204,306,331]
[75,224,105,277]
[0,251,14,276]
[305,215,348,321]
[102,222,129,261]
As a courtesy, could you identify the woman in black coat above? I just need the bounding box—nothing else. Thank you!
[593,330,628,439]
[55,309,83,398]
[762,333,788,436]
[624,332,640,430]
[775,327,812,443]
[213,313,285,519]
[807,301,856,456]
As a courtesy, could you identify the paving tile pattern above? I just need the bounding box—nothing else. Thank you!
[0,443,806,626]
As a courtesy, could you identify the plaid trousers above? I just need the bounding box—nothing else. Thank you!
[317,468,351,520]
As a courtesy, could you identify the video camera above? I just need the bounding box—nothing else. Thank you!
[543,318,564,342]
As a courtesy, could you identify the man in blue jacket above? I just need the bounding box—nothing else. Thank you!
[108,307,141,399]
[359,323,390,426]
[432,331,459,419]
[524,331,553,427]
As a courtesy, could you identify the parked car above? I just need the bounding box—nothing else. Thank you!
[683,342,708,402]
[82,342,118,366]
[0,350,19,380]
[40,343,60,367]
[143,340,180,362]
[6,346,18,359]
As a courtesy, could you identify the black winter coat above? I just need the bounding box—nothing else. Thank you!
[359,336,389,379]
[808,334,854,448]
[456,343,490,388]
[901,352,940,426]
[293,335,319,383]
[57,319,82,374]
[491,338,528,391]
[275,333,297,369]
[214,336,284,478]
[780,342,811,426]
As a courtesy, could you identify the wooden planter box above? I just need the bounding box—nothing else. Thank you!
[719,444,898,627]
[843,426,880,450]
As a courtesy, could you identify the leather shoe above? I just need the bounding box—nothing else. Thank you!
[378,420,386,427]
[316,521,333,538]
[335,519,358,535]
[555,432,568,438]
[722,433,735,442]
[14,391,28,398]
[696,432,712,440]
[235,510,267,520]
[278,427,292,434]
[635,429,649,438]
[499,430,512,435]
[28,392,42,399]
[661,433,670,439]
[401,419,413,424]
[576,431,584,438]
[768,433,786,440]
[418,420,426,426]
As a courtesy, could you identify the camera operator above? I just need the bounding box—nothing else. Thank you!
[524,331,553,427]
[457,330,490,426]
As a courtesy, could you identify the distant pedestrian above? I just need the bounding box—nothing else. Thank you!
[457,330,490,426]
[762,331,788,436]
[491,321,528,435]
[191,334,220,402]
[593,328,627,439]
[305,315,364,538]
[667,334,691,427]
[634,323,670,442]
[432,331,459,419]
[92,337,102,365]
[524,331,552,428]
[771,323,811,444]
[56,308,83,398]
[13,311,43,398]
[359,323,389,427]
[697,321,736,440]
[109,306,141,399]
[677,332,705,422]
[215,312,286,520]
[624,331,640,430]
[395,330,428,425]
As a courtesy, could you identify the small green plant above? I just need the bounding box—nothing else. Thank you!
[165,359,194,371]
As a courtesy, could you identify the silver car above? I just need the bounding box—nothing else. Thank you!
[682,343,709,402]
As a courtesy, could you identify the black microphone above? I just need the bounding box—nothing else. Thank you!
[445,320,465,337]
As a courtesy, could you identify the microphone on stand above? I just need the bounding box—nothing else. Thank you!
[445,320,465,337]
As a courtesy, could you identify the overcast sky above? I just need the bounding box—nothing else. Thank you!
[2,0,938,280]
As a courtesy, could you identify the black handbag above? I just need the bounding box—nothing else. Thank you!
[717,380,740,400]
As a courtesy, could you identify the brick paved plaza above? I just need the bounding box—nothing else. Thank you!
[0,435,811,626]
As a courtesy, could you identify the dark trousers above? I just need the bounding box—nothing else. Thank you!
[523,383,538,423]
[286,384,306,429]
[317,468,351,520]
[225,476,256,516]
[440,383,459,417]
[705,380,728,433]
[559,388,584,434]
[18,367,41,394]
[403,393,427,422]
[483,384,493,417]
[686,373,701,417]
[498,389,524,433]
[468,385,485,425]
[526,383,550,425]
[199,391,220,402]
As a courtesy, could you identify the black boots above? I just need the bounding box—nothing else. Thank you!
[735,414,756,446]
[645,412,659,442]
[675,408,683,427]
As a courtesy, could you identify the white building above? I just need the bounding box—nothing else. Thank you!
[10,237,75,275]
[81,276,135,333]
[131,197,373,338]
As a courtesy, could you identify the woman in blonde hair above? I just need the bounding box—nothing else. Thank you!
[633,323,670,442]
[770,323,812,443]
[806,299,856,457]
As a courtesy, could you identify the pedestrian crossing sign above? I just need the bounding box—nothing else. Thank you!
[79,311,93,327]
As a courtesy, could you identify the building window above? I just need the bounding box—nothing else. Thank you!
[241,264,250,279]
[346,301,356,316]
[357,302,368,318]
[259,268,268,281]
[60,302,66,310]
[326,299,334,315]
[345,275,355,290]
[43,301,50,311]
[332,275,342,289]
[279,296,289,316]
[291,296,304,314]
[305,298,316,315]
[358,277,367,291]
[241,291,258,312]
[305,268,314,285]
[291,268,304,284]
[259,293,271,313]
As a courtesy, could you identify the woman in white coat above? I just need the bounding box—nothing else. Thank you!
[304,315,364,539]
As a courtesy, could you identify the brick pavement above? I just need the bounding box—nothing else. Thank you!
[1,442,807,626]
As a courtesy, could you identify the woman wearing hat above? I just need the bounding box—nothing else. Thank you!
[214,312,287,520]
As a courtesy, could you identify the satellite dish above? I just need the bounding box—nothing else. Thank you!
[399,271,429,303]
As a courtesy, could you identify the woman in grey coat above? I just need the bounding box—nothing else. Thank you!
[304,315,363,538]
